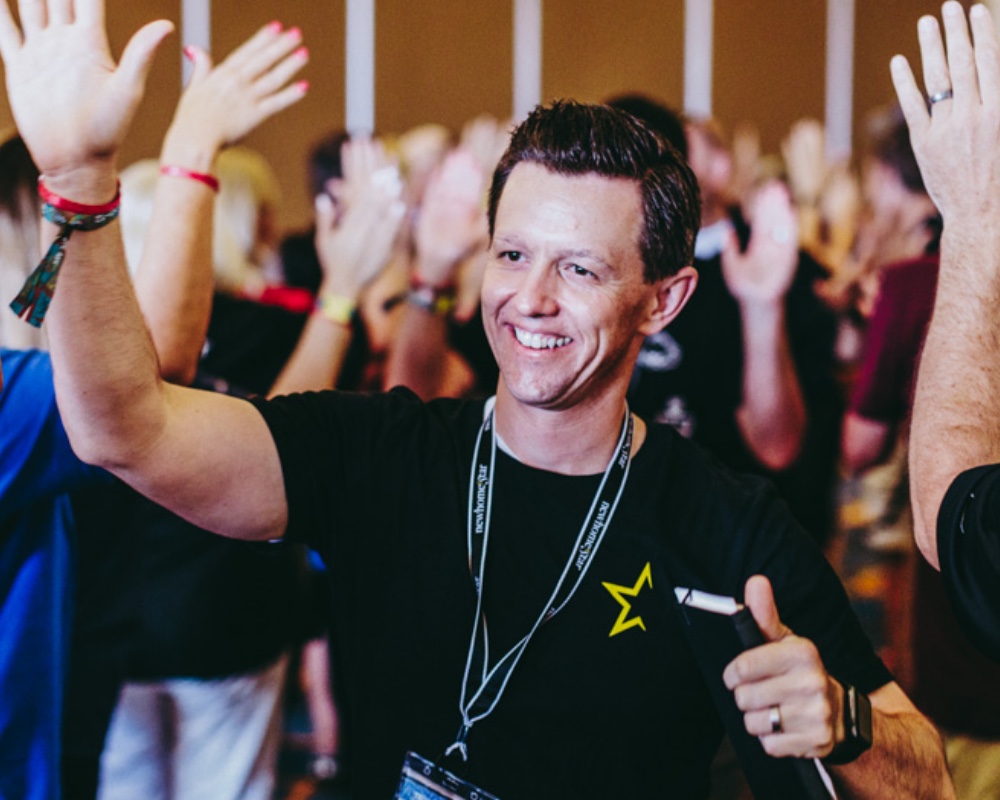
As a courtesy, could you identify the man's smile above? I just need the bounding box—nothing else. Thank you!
[513,326,573,350]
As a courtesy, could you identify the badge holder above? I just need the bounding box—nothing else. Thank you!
[394,751,500,800]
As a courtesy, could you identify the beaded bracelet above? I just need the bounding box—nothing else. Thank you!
[405,277,456,317]
[159,165,220,193]
[10,179,121,328]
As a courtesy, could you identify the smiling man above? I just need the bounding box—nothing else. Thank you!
[0,2,951,797]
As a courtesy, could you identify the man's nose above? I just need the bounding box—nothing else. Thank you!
[513,263,559,317]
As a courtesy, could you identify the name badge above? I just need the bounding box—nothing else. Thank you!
[394,752,500,800]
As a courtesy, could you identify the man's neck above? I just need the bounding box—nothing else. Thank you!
[492,386,645,475]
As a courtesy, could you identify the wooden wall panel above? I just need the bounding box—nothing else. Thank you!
[853,0,967,153]
[0,0,985,231]
[212,0,345,231]
[713,0,827,156]
[110,0,184,172]
[375,0,512,137]
[543,0,685,110]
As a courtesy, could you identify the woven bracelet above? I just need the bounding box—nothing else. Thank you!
[10,181,121,328]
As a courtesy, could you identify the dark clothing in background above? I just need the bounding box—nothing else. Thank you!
[628,245,840,543]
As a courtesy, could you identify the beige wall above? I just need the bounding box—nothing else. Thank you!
[544,0,685,108]
[853,0,966,150]
[715,0,827,155]
[0,1,967,231]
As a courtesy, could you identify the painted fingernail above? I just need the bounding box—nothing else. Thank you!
[294,46,309,60]
[286,27,302,40]
[267,20,283,33]
[296,80,310,93]
[183,45,197,61]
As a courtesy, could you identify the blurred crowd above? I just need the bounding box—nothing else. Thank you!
[1,8,999,800]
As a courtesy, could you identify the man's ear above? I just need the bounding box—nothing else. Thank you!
[639,265,698,336]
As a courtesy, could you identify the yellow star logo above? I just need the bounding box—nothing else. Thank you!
[602,562,653,637]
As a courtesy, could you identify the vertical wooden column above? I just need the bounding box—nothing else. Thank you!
[346,0,376,135]
[684,0,713,117]
[513,0,543,121]
[181,0,211,84]
[825,0,855,161]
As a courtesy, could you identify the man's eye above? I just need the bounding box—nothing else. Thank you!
[568,263,594,278]
[500,250,522,262]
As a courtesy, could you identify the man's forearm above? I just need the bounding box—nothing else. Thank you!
[384,302,451,398]
[133,131,217,385]
[44,168,169,469]
[269,310,353,397]
[736,299,807,470]
[909,227,1000,567]
[831,709,952,799]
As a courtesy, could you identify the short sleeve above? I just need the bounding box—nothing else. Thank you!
[937,465,1000,662]
[248,387,478,561]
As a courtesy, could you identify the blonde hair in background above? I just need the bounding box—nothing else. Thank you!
[0,134,47,350]
[119,148,281,295]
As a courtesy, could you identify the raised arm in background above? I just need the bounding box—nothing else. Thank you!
[722,181,807,470]
[134,25,309,385]
[892,1,1000,568]
[383,148,486,399]
[269,137,404,397]
[0,0,306,541]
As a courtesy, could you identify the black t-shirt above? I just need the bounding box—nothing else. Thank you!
[628,250,840,543]
[938,464,1000,663]
[252,388,889,800]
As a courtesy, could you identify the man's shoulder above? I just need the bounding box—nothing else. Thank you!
[642,421,784,522]
[639,421,814,592]
[937,464,1000,662]
[252,386,487,454]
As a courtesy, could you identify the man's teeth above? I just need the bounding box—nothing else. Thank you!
[514,327,572,350]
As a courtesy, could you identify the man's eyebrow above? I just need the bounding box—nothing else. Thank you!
[557,248,614,270]
[492,234,527,249]
[491,236,615,270]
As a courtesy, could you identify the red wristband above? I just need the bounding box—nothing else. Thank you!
[159,165,220,193]
[38,178,121,215]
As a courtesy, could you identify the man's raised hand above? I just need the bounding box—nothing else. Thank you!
[891,2,1000,226]
[314,137,406,300]
[0,0,172,194]
[722,181,799,306]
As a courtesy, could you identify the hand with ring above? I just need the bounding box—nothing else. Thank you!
[722,576,846,758]
[891,1,1000,230]
[769,704,783,734]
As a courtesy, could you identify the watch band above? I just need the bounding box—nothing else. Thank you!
[405,284,456,316]
[824,683,873,764]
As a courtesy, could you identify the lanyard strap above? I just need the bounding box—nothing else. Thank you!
[445,404,634,761]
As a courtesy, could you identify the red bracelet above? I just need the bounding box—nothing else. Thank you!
[37,178,121,215]
[159,165,220,193]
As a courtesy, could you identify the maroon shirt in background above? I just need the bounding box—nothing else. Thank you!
[849,255,939,424]
[849,254,1000,737]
